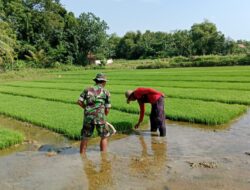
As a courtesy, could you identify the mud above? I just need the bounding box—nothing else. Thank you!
[0,110,250,190]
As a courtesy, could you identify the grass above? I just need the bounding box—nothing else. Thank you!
[0,127,24,150]
[0,68,51,83]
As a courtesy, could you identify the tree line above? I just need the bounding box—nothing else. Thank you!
[0,0,249,69]
[109,22,250,60]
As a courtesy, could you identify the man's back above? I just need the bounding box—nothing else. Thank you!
[80,84,111,124]
[78,73,111,154]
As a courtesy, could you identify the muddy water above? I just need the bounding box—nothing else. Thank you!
[0,116,72,156]
[0,111,250,190]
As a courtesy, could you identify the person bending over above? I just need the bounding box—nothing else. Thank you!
[125,88,166,137]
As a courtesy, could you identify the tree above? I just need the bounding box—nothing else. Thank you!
[62,11,78,64]
[222,37,236,54]
[0,0,5,19]
[171,30,193,56]
[137,30,157,58]
[0,21,17,66]
[25,49,48,67]
[106,33,121,58]
[116,31,142,59]
[190,20,226,55]
[3,0,28,41]
[76,12,108,65]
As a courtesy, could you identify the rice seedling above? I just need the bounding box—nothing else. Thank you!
[0,93,142,139]
[0,127,24,149]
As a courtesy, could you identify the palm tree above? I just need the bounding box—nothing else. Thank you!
[25,49,47,66]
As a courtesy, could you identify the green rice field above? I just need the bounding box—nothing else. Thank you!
[0,66,250,140]
[0,127,24,149]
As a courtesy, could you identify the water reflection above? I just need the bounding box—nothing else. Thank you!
[82,153,114,190]
[130,133,168,178]
[167,118,231,131]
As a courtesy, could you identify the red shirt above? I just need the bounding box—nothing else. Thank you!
[133,88,164,123]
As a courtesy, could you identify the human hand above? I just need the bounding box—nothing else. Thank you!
[134,123,140,129]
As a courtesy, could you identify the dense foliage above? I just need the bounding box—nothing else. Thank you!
[0,0,108,68]
[0,0,250,69]
[135,54,250,69]
[0,21,17,67]
[112,21,250,60]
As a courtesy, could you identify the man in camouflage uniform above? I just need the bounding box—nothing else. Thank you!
[77,73,111,154]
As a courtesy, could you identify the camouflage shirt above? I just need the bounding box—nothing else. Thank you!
[79,84,111,125]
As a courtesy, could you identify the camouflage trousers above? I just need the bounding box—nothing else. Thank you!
[81,122,110,140]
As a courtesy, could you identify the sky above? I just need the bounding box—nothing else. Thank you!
[60,0,250,40]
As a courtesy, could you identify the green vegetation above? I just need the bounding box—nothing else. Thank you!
[1,66,250,126]
[0,0,250,70]
[112,97,246,125]
[0,93,141,140]
[0,0,108,69]
[0,66,249,140]
[0,85,246,125]
[0,69,50,83]
[1,0,250,150]
[0,127,24,150]
[0,21,17,67]
[136,54,250,69]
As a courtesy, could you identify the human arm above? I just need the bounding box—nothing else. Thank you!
[77,99,85,109]
[77,90,86,109]
[105,90,111,116]
[105,108,110,116]
[135,101,145,129]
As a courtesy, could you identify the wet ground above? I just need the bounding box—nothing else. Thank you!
[0,111,250,190]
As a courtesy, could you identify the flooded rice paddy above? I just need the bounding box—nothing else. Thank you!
[0,111,250,190]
